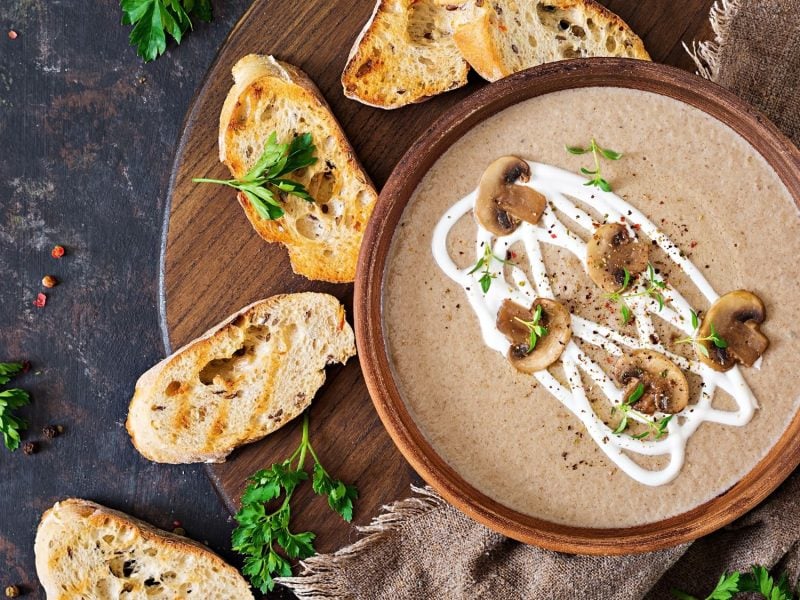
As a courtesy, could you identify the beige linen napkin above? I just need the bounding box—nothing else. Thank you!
[281,1,800,597]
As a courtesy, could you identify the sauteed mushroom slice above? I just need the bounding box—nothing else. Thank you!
[474,156,546,236]
[613,350,689,415]
[496,298,571,374]
[697,290,769,372]
[586,222,649,292]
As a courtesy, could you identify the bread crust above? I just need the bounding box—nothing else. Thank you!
[453,0,650,82]
[126,293,355,464]
[341,0,471,109]
[219,55,377,283]
[35,499,254,599]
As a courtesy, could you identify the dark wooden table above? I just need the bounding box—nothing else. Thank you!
[0,1,712,597]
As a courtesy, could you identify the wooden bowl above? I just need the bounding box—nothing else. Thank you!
[354,58,800,555]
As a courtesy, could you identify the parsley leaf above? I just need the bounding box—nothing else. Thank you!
[0,362,24,386]
[0,388,30,451]
[121,0,212,62]
[232,413,357,593]
[0,362,30,451]
[194,131,317,221]
[672,566,798,600]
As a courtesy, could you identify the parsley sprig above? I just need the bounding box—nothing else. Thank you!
[565,138,622,192]
[672,565,797,600]
[0,362,30,451]
[606,264,667,325]
[467,244,515,293]
[611,382,672,440]
[232,413,357,593]
[194,132,317,221]
[513,305,548,354]
[675,309,728,359]
[121,0,212,62]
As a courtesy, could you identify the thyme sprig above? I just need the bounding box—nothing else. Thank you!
[605,264,667,325]
[468,243,515,293]
[611,382,672,440]
[675,309,728,359]
[565,138,622,192]
[513,304,548,354]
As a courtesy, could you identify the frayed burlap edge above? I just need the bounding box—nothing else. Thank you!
[684,0,743,80]
[277,485,447,600]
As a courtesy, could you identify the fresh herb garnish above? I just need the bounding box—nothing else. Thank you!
[121,0,212,62]
[513,304,548,354]
[605,263,667,325]
[672,565,797,600]
[565,138,622,192]
[232,413,357,593]
[675,309,728,359]
[611,382,672,439]
[0,362,30,451]
[467,244,515,293]
[194,131,317,221]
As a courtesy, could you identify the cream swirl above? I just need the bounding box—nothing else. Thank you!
[431,162,757,486]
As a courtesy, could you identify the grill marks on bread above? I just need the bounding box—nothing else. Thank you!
[126,293,356,464]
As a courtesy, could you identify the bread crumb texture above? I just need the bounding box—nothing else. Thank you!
[341,0,471,108]
[126,293,355,464]
[220,55,377,282]
[34,499,254,599]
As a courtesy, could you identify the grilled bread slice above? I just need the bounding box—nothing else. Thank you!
[35,499,253,599]
[453,0,650,82]
[126,293,355,464]
[219,54,377,282]
[341,0,472,108]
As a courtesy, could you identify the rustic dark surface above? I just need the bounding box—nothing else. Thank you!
[0,0,254,597]
[0,0,712,598]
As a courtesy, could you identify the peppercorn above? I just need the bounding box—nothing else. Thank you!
[41,275,58,288]
[7,30,17,40]
[172,527,186,536]
[51,245,65,259]
[4,585,20,598]
[172,519,182,528]
[33,293,47,308]
[22,442,37,455]
[42,425,59,440]
[56,425,64,434]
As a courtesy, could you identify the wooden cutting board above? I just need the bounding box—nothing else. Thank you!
[161,0,714,557]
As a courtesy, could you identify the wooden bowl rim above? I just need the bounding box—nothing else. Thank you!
[354,58,800,555]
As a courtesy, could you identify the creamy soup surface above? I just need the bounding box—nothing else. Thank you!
[383,87,800,528]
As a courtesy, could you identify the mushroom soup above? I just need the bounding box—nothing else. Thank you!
[383,87,800,527]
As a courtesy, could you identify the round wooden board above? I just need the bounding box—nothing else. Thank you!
[161,0,715,556]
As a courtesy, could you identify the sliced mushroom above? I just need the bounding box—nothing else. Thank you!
[696,290,769,372]
[496,298,571,374]
[474,156,546,236]
[612,349,689,414]
[586,222,649,292]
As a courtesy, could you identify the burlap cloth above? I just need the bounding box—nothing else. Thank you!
[281,1,800,597]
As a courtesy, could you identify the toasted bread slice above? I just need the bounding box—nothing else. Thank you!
[453,0,650,81]
[35,499,253,599]
[126,293,355,464]
[341,0,472,109]
[219,55,377,282]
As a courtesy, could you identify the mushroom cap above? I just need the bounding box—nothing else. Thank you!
[496,297,572,374]
[474,156,546,236]
[697,290,769,372]
[612,349,689,415]
[586,223,650,292]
